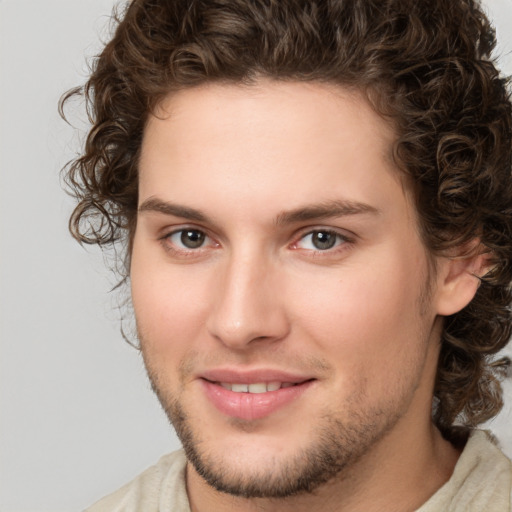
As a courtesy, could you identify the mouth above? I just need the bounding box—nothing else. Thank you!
[200,373,316,421]
[214,381,300,393]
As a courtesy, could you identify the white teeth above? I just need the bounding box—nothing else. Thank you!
[267,381,281,392]
[231,383,249,392]
[219,382,295,393]
[248,383,267,394]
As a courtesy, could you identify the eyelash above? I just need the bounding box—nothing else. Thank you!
[159,227,354,258]
[291,229,353,254]
[159,227,218,257]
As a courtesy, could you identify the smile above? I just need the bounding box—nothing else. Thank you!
[218,382,296,393]
[202,378,314,420]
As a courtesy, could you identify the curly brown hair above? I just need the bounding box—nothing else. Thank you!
[61,0,512,439]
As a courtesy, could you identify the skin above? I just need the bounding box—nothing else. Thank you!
[131,80,481,512]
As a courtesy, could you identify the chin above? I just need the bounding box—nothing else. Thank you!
[162,391,403,499]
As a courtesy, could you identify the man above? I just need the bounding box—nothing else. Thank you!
[63,0,512,510]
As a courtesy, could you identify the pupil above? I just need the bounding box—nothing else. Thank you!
[313,231,336,250]
[181,230,205,248]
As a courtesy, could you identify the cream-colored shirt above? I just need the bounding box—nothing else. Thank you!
[85,430,512,511]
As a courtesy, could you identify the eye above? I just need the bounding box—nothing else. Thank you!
[167,228,209,249]
[295,230,347,251]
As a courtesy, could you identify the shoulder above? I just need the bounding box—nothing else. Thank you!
[418,430,512,512]
[83,449,190,512]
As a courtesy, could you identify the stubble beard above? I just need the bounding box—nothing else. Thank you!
[144,364,414,499]
[139,270,435,499]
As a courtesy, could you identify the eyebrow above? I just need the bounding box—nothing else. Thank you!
[138,197,380,225]
[274,199,380,225]
[139,197,208,222]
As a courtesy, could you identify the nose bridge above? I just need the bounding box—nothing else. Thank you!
[207,245,288,348]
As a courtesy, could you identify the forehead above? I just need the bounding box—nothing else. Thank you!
[138,80,411,225]
[144,80,396,165]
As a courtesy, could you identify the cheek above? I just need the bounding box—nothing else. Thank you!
[130,251,212,357]
[288,250,430,380]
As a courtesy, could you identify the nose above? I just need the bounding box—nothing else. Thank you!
[206,251,290,350]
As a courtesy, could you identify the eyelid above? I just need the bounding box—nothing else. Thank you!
[157,223,355,257]
[294,225,355,241]
[160,223,212,240]
[290,227,355,252]
[159,225,219,255]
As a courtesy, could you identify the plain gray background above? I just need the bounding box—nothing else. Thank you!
[0,1,511,510]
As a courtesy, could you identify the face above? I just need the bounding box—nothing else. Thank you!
[131,81,445,498]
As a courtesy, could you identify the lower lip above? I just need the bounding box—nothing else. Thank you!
[201,380,314,421]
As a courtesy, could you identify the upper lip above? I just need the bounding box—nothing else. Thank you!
[200,368,315,384]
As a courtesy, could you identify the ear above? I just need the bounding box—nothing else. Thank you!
[435,242,490,316]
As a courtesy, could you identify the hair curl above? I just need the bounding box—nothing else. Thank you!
[61,0,512,438]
